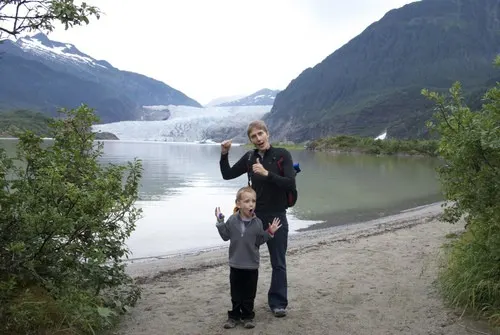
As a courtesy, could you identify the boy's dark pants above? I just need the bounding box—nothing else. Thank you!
[228,267,258,320]
[257,211,289,310]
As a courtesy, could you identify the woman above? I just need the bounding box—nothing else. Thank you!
[219,120,296,317]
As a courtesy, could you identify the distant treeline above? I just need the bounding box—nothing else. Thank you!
[306,135,439,157]
[0,109,118,140]
[0,110,51,137]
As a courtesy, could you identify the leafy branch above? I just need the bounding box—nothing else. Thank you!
[0,0,100,40]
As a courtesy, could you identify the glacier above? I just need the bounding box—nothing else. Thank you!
[92,105,272,143]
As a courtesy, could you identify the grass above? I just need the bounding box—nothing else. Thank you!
[438,227,500,328]
[445,232,460,239]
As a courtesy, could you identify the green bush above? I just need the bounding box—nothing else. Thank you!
[423,57,500,326]
[0,105,143,334]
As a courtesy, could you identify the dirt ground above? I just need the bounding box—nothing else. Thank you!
[115,203,497,335]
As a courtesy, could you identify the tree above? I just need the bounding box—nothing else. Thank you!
[0,105,143,334]
[422,56,500,326]
[0,0,100,41]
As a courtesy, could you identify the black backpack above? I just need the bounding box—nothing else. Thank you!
[246,150,299,208]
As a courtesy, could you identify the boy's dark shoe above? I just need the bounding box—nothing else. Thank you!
[223,318,238,329]
[243,319,255,329]
[272,308,287,317]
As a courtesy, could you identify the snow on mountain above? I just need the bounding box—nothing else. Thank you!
[216,88,280,107]
[0,33,201,122]
[204,94,246,107]
[14,33,109,71]
[92,105,272,142]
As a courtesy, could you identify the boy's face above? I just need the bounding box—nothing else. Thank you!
[248,127,270,151]
[237,191,256,218]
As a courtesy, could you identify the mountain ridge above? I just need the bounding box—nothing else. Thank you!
[204,94,247,107]
[0,33,201,123]
[216,88,280,107]
[264,0,500,142]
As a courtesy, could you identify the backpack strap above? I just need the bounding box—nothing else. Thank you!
[246,150,254,186]
[276,156,284,176]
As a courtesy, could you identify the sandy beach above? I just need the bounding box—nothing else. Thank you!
[115,203,497,335]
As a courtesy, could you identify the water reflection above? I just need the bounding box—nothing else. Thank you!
[0,139,442,257]
[98,141,250,201]
[288,149,442,221]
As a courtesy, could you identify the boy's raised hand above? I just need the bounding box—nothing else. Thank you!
[268,217,282,234]
[220,139,232,154]
[215,207,225,221]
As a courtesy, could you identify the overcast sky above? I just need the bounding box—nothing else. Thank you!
[46,0,419,105]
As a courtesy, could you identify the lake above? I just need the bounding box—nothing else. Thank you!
[0,139,443,259]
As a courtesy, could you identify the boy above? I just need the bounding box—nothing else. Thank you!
[215,186,281,329]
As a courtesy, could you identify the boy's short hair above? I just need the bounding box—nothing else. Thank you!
[236,186,256,201]
[247,120,269,138]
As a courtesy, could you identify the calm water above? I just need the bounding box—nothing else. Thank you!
[0,139,443,259]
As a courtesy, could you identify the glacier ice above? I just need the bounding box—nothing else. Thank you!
[92,105,272,142]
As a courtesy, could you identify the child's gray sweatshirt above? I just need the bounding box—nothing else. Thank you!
[216,213,273,269]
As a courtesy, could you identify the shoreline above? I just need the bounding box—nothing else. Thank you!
[118,200,500,335]
[124,201,445,281]
[307,148,436,157]
[296,194,443,232]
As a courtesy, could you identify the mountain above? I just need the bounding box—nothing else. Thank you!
[264,0,500,142]
[0,33,201,123]
[204,94,246,107]
[216,88,280,106]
